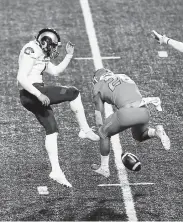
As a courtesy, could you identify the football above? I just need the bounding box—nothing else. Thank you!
[121,152,141,171]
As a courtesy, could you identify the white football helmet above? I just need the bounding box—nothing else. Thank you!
[36,28,62,58]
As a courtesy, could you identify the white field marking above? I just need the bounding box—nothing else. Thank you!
[80,0,138,221]
[158,51,168,57]
[74,56,121,60]
[98,183,155,187]
[37,186,49,195]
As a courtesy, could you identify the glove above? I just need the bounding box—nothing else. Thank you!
[151,30,170,45]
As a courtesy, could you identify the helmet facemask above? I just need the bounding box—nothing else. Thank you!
[41,36,61,59]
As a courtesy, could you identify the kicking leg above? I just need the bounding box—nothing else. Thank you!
[43,85,99,141]
[70,92,100,141]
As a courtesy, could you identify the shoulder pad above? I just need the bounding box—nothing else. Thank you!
[22,41,42,59]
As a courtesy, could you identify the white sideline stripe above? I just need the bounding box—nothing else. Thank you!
[98,183,155,187]
[74,56,121,60]
[80,0,137,221]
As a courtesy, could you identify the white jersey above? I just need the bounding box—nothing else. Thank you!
[18,40,50,84]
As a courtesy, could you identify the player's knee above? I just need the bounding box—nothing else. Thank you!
[45,122,59,135]
[132,133,143,142]
[132,128,147,142]
[69,86,80,101]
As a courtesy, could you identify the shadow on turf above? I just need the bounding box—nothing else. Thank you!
[80,207,126,221]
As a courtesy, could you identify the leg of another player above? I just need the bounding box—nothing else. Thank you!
[92,136,111,178]
[132,125,170,150]
[147,125,170,150]
[70,93,100,141]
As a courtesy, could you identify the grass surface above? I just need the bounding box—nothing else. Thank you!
[0,0,183,221]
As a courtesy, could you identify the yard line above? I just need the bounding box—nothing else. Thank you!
[80,0,138,221]
[98,183,155,187]
[74,56,121,60]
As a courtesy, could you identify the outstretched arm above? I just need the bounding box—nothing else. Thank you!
[46,41,74,76]
[93,92,105,127]
[152,30,183,53]
[166,38,183,53]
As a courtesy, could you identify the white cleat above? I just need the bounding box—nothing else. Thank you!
[91,164,110,178]
[79,129,100,141]
[49,171,72,187]
[155,125,171,150]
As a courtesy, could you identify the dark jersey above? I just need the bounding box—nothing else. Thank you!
[93,74,142,108]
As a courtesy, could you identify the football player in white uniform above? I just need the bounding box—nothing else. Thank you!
[152,30,183,52]
[17,28,99,187]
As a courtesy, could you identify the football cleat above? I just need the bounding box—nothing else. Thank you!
[121,152,141,171]
[155,125,170,150]
[91,163,110,178]
[79,129,100,141]
[49,171,72,187]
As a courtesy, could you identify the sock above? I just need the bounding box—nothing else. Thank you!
[70,93,90,132]
[147,128,156,137]
[100,154,109,168]
[45,132,62,173]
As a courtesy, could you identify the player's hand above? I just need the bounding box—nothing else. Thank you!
[38,94,50,106]
[151,30,169,45]
[66,41,75,55]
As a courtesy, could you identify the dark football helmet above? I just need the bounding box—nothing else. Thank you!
[93,68,114,85]
[36,28,62,58]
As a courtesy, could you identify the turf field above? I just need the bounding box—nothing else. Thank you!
[0,0,183,221]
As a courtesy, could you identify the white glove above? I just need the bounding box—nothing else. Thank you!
[152,30,170,45]
[66,41,75,56]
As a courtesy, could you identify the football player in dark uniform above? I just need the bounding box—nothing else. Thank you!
[17,28,99,187]
[92,68,170,177]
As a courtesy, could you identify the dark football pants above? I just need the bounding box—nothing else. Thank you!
[20,83,79,135]
[98,107,150,141]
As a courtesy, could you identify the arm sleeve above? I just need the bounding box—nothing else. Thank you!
[46,54,73,76]
[167,38,183,53]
